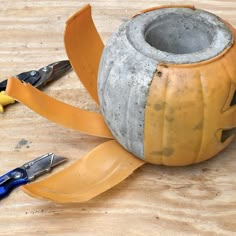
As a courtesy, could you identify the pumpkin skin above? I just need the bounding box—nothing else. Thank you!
[98,6,236,166]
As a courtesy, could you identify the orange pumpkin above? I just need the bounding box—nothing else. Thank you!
[5,5,236,202]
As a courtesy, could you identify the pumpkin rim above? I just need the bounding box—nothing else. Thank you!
[126,7,233,64]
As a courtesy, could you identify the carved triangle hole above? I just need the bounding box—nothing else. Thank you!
[221,128,236,143]
[230,90,236,106]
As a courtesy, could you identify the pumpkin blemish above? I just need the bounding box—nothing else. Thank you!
[151,147,174,157]
[165,116,174,122]
[154,102,165,111]
[194,121,203,130]
[156,71,162,77]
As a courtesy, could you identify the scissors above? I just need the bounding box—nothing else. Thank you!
[0,60,71,112]
[0,153,67,200]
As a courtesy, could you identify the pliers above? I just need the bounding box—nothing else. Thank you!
[0,60,71,112]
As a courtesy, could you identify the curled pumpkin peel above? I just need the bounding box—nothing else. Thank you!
[132,5,195,18]
[22,140,144,203]
[5,4,236,203]
[7,77,144,202]
[6,77,112,139]
[64,4,103,104]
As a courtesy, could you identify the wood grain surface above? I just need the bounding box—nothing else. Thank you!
[0,0,236,235]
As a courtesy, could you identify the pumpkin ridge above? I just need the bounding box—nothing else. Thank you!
[194,71,205,163]
[161,66,170,165]
[125,83,134,152]
[99,61,114,112]
[144,66,173,164]
[220,59,235,113]
[218,40,236,128]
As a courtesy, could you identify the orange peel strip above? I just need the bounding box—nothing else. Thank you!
[21,140,145,203]
[64,4,103,104]
[132,5,195,18]
[6,77,113,138]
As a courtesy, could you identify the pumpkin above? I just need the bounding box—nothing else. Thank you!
[98,5,235,166]
[5,4,236,202]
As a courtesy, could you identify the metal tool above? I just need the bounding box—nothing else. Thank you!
[0,60,71,111]
[0,153,67,199]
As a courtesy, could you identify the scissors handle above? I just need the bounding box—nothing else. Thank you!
[0,168,29,200]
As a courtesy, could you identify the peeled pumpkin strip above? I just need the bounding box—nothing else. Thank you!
[64,4,103,104]
[140,5,195,14]
[6,78,113,138]
[22,140,145,203]
[132,5,195,18]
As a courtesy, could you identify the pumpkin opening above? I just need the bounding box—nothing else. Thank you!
[144,15,214,54]
[127,8,233,63]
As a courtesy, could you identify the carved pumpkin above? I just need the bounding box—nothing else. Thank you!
[98,5,236,166]
[6,5,236,202]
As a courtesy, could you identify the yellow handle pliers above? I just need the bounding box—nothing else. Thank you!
[0,91,15,112]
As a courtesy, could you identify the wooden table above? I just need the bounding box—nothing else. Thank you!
[0,0,236,235]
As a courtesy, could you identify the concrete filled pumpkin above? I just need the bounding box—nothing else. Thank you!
[6,5,236,202]
[98,6,236,166]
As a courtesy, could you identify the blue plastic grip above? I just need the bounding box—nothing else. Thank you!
[0,168,29,199]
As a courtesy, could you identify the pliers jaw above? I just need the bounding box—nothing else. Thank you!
[35,60,71,89]
[0,60,71,91]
